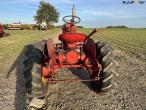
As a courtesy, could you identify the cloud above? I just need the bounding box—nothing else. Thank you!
[49,0,82,4]
[108,14,146,20]
[80,10,115,16]
[0,0,38,4]
[0,0,145,27]
[2,0,82,4]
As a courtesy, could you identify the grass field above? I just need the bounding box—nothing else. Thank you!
[0,29,59,63]
[79,28,146,60]
[0,28,146,110]
[0,28,146,64]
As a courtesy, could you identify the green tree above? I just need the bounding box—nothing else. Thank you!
[34,1,59,25]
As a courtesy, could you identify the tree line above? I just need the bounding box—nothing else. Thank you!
[106,25,128,28]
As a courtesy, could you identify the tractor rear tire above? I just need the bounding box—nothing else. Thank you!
[92,41,115,93]
[23,41,48,99]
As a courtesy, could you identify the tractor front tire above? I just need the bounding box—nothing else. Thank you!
[23,41,48,99]
[92,41,115,93]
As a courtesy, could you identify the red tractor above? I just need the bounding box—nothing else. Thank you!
[23,6,115,102]
[0,24,9,38]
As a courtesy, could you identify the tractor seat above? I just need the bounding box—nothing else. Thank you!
[59,33,87,43]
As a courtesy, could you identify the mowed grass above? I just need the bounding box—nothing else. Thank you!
[0,29,59,63]
[0,28,146,64]
[79,28,146,60]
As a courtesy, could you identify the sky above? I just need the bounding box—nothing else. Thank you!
[0,0,146,28]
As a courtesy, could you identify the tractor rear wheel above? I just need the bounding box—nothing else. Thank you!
[92,41,115,93]
[23,41,48,99]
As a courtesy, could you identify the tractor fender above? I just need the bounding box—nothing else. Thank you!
[84,38,96,60]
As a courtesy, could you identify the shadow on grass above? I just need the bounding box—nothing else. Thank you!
[6,40,49,109]
[6,43,95,109]
[7,46,27,110]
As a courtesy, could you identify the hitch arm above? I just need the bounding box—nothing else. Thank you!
[87,29,102,38]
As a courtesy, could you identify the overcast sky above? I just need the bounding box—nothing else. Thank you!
[0,0,146,28]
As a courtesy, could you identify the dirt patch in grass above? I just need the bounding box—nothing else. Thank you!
[0,29,146,110]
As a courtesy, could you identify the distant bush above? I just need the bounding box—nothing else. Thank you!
[47,24,55,29]
[2,24,8,30]
[33,24,39,30]
[56,25,63,28]
[22,24,40,30]
[106,25,128,28]
[56,25,84,28]
[22,24,30,30]
[77,26,84,28]
[22,24,35,30]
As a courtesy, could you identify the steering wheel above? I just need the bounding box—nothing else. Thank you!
[63,15,81,24]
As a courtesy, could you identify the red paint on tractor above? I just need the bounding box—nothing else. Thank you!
[58,53,66,64]
[0,24,5,38]
[42,67,48,77]
[66,50,79,65]
[59,33,87,43]
[84,38,96,59]
[62,23,77,33]
[41,5,103,82]
[67,43,76,49]
[0,24,9,38]
[47,39,55,58]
